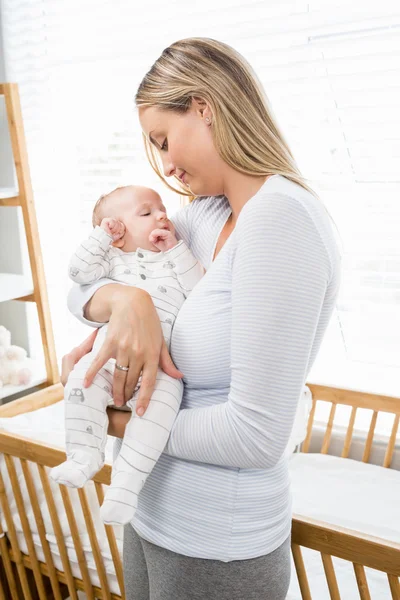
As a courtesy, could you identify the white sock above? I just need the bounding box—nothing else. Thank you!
[50,449,104,488]
[100,470,144,524]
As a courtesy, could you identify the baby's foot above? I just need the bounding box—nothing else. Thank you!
[100,471,144,525]
[50,450,103,488]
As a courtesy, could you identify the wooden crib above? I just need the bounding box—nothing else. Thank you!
[292,383,400,599]
[0,382,399,599]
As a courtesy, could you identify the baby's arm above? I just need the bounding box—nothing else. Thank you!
[68,219,125,284]
[150,228,204,295]
[164,240,205,295]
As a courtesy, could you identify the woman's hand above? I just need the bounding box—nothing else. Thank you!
[83,286,184,415]
[61,329,99,386]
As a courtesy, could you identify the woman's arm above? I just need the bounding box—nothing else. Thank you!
[162,192,337,470]
[65,200,198,408]
[65,282,184,409]
[84,283,131,323]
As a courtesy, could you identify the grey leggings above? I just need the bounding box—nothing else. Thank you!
[122,524,291,600]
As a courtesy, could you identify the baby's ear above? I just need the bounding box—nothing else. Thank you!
[112,238,125,249]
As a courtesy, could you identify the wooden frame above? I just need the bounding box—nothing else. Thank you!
[292,383,400,599]
[0,383,399,598]
[0,82,59,392]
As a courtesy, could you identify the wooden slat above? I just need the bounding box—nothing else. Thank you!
[321,403,336,454]
[4,456,47,599]
[2,83,59,386]
[383,414,400,468]
[388,575,400,599]
[0,431,112,485]
[291,543,312,600]
[292,514,400,576]
[362,411,378,463]
[353,563,371,600]
[0,465,33,599]
[0,574,6,600]
[341,406,357,458]
[0,383,63,417]
[9,549,122,600]
[321,553,341,599]
[20,459,63,600]
[0,196,20,207]
[302,396,317,453]
[78,488,112,600]
[95,482,124,597]
[14,293,35,302]
[0,534,19,600]
[37,464,78,600]
[59,486,95,600]
[306,384,400,414]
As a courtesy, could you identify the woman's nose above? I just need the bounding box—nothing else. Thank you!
[161,154,176,178]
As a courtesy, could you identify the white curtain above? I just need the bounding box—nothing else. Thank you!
[1,1,399,411]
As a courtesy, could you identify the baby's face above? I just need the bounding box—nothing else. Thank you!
[111,186,175,252]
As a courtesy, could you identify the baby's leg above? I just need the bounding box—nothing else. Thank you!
[50,352,114,487]
[100,369,184,525]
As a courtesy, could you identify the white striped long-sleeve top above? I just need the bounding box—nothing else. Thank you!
[68,175,342,561]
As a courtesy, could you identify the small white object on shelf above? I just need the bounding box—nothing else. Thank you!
[0,273,34,303]
[0,358,47,401]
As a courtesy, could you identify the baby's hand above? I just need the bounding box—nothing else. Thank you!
[100,218,126,242]
[149,228,179,252]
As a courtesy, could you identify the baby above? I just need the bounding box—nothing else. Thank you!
[51,185,204,526]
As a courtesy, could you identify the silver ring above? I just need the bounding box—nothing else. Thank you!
[115,363,129,372]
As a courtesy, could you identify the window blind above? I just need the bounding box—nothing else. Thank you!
[1,0,399,404]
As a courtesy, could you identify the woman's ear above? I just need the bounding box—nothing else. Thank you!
[192,97,213,123]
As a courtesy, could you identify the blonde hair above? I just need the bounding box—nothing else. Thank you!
[135,37,343,253]
[135,37,315,199]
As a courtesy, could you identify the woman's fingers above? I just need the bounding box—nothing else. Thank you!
[124,362,143,404]
[61,352,76,386]
[81,329,99,353]
[60,329,98,386]
[112,351,131,407]
[159,339,184,379]
[84,347,112,388]
[135,361,159,416]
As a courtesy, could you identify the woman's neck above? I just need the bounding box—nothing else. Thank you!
[222,170,271,225]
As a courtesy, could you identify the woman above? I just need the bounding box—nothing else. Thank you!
[66,38,341,599]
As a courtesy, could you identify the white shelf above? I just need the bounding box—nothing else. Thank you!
[0,187,18,199]
[0,358,47,401]
[0,273,34,302]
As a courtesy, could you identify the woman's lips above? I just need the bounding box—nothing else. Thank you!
[179,171,187,184]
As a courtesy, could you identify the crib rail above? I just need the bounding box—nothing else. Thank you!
[292,514,400,599]
[1,384,400,598]
[0,386,124,600]
[303,384,400,467]
[0,383,64,417]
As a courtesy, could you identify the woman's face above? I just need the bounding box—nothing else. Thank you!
[138,100,226,197]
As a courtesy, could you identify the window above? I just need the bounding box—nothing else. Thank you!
[1,1,399,405]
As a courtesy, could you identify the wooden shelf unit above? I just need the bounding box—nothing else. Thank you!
[0,82,59,400]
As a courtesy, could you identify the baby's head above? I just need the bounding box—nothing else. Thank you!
[92,185,175,253]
